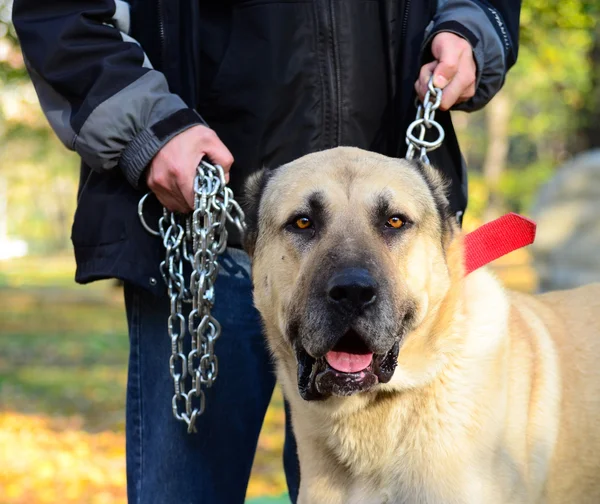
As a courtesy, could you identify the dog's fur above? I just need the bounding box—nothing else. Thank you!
[243,147,600,504]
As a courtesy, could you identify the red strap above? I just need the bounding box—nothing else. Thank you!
[464,213,536,275]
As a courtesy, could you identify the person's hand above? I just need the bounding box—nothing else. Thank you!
[415,32,477,111]
[147,124,234,213]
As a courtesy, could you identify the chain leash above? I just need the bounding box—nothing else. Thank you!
[138,160,245,433]
[405,76,445,164]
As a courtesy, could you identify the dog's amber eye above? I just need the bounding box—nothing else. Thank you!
[294,217,312,230]
[386,216,404,229]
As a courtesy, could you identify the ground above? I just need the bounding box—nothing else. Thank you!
[0,245,535,504]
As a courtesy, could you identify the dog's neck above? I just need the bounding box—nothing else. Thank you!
[281,267,512,502]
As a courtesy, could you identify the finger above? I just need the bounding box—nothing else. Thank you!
[154,188,189,214]
[439,68,475,110]
[148,164,193,213]
[177,166,197,211]
[431,38,464,90]
[204,136,235,174]
[415,61,438,101]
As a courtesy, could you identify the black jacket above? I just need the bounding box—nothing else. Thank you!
[12,0,521,295]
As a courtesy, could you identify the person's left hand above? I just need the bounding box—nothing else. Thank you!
[415,32,477,111]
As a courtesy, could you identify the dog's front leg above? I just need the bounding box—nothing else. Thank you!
[297,472,350,504]
[297,480,346,504]
[295,436,350,504]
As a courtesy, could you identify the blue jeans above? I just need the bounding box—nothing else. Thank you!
[124,248,300,504]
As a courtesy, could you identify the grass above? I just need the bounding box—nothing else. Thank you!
[0,251,536,503]
[0,255,289,503]
[0,271,131,503]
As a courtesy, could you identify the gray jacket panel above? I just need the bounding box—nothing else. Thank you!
[17,0,203,188]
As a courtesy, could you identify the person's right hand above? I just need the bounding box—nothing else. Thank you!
[146,124,234,213]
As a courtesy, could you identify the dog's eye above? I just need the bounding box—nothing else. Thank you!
[385,216,404,229]
[285,215,315,236]
[293,217,313,230]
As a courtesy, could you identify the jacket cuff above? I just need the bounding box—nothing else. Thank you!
[119,108,206,188]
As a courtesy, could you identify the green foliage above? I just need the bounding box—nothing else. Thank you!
[514,2,595,133]
[499,162,556,214]
[453,0,599,219]
[0,61,27,82]
[0,278,128,431]
[520,0,597,39]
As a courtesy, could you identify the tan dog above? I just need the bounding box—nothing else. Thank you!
[242,147,600,504]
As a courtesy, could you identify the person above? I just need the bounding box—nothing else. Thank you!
[12,1,522,502]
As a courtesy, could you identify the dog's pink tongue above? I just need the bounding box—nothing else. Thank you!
[325,351,373,373]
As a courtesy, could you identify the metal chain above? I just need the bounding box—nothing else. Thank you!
[138,160,245,433]
[405,76,445,164]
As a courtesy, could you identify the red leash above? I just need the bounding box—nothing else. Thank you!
[464,213,537,275]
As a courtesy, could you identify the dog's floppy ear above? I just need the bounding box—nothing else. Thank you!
[411,160,458,244]
[241,168,272,257]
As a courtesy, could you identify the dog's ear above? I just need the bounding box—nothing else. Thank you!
[241,168,272,257]
[411,160,457,244]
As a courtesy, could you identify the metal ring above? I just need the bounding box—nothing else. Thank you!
[138,192,161,236]
[405,118,446,150]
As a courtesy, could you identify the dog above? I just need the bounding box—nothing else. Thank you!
[242,147,600,504]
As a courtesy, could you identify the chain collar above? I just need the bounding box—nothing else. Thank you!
[139,161,245,433]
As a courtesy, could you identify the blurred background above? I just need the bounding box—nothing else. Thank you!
[1,1,600,502]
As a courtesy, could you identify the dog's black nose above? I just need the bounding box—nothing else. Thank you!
[327,268,377,311]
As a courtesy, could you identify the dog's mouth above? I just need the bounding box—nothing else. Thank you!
[296,329,400,401]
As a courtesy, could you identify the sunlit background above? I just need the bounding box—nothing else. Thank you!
[1,1,599,502]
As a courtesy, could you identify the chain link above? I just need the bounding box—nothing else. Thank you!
[139,160,245,433]
[405,76,445,165]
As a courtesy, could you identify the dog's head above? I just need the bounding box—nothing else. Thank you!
[243,147,461,401]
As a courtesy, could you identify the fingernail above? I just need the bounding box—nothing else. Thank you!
[433,75,448,88]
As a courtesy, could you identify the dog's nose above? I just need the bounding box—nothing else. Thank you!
[327,268,377,311]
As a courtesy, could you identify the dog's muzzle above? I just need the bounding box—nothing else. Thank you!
[291,266,407,400]
[296,330,400,401]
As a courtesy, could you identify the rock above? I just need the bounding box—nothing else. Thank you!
[530,149,600,292]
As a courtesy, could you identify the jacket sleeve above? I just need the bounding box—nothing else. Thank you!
[422,0,522,111]
[12,0,205,188]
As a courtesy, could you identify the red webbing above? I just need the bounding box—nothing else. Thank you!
[464,213,537,275]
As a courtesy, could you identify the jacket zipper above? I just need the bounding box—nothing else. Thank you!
[322,0,341,147]
[156,0,166,69]
[400,0,411,49]
[397,0,411,157]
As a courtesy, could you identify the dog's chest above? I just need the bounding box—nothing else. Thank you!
[326,412,485,504]
[344,482,438,504]
[343,479,491,504]
[326,414,397,475]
